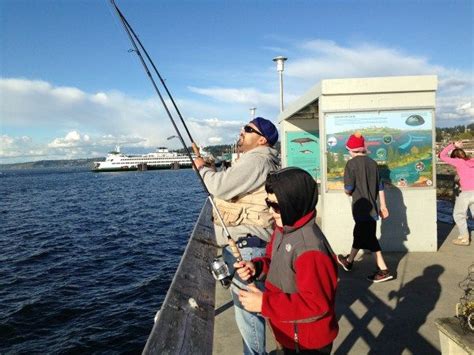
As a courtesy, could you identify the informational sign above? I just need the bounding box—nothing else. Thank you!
[286,131,321,181]
[325,110,433,190]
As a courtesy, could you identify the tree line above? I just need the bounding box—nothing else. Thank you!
[436,123,474,142]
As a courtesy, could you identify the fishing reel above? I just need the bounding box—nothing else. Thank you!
[210,255,232,289]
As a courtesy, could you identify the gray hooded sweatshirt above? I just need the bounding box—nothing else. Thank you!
[199,146,280,246]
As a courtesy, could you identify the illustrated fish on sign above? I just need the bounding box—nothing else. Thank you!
[300,150,313,154]
[291,138,316,145]
[405,114,425,126]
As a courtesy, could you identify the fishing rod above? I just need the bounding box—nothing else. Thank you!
[109,0,245,277]
[109,1,196,151]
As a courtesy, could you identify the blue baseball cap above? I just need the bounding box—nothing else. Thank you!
[250,117,278,146]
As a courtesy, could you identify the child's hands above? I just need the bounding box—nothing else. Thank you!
[234,261,256,281]
[379,206,389,219]
[238,284,263,312]
[454,141,463,148]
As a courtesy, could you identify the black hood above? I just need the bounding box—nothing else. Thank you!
[265,167,318,226]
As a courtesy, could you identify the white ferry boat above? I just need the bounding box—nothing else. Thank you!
[92,146,194,172]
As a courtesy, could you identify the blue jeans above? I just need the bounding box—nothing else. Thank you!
[223,245,267,355]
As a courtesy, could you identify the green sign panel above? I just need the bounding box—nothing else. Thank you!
[286,131,321,181]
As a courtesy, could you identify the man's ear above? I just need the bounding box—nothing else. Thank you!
[258,136,268,146]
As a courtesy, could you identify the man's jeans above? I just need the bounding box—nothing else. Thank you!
[223,244,267,355]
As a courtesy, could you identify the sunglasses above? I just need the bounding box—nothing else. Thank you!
[265,197,280,213]
[243,125,264,137]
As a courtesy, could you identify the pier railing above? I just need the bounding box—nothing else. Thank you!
[143,200,218,354]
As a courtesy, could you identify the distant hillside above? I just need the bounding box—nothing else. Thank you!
[0,135,470,171]
[0,157,104,170]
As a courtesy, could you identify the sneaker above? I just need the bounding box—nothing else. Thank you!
[367,269,393,283]
[337,254,353,271]
[452,238,470,246]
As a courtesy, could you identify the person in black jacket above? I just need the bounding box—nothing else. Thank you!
[336,132,393,283]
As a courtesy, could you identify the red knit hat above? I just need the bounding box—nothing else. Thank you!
[346,132,366,151]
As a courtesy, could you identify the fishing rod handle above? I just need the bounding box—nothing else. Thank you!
[227,239,243,263]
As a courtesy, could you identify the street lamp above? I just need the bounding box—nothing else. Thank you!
[273,56,287,112]
[250,107,256,118]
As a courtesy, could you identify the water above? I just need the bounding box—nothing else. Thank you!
[0,168,206,354]
[1,168,471,354]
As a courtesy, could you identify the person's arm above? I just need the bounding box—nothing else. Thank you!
[260,251,336,322]
[236,232,276,313]
[344,162,354,196]
[199,154,270,200]
[439,143,460,166]
[193,157,206,170]
[376,167,389,219]
[234,231,274,280]
[379,190,389,219]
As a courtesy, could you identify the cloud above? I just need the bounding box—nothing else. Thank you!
[283,39,473,125]
[208,136,223,144]
[1,78,161,132]
[48,130,83,148]
[0,135,47,159]
[1,38,473,162]
[188,86,278,106]
[438,76,473,95]
[288,39,443,81]
[436,97,473,125]
[185,118,244,146]
[0,130,152,163]
[0,78,254,156]
[188,39,472,127]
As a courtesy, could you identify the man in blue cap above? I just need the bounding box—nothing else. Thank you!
[194,117,279,354]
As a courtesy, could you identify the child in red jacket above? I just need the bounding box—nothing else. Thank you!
[235,168,338,354]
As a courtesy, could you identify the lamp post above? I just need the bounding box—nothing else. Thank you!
[273,56,287,112]
[250,107,256,118]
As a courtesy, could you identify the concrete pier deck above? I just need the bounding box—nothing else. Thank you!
[213,222,473,354]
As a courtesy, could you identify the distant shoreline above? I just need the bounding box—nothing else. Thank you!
[0,157,103,170]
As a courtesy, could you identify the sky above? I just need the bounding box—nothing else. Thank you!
[0,0,473,163]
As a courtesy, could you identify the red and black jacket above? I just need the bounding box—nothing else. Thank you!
[253,211,339,350]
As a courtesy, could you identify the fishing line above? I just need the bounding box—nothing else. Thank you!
[110,2,196,146]
[108,0,244,264]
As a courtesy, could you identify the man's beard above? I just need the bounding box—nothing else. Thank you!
[236,138,244,154]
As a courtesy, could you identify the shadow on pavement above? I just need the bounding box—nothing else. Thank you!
[437,222,455,249]
[335,262,444,355]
